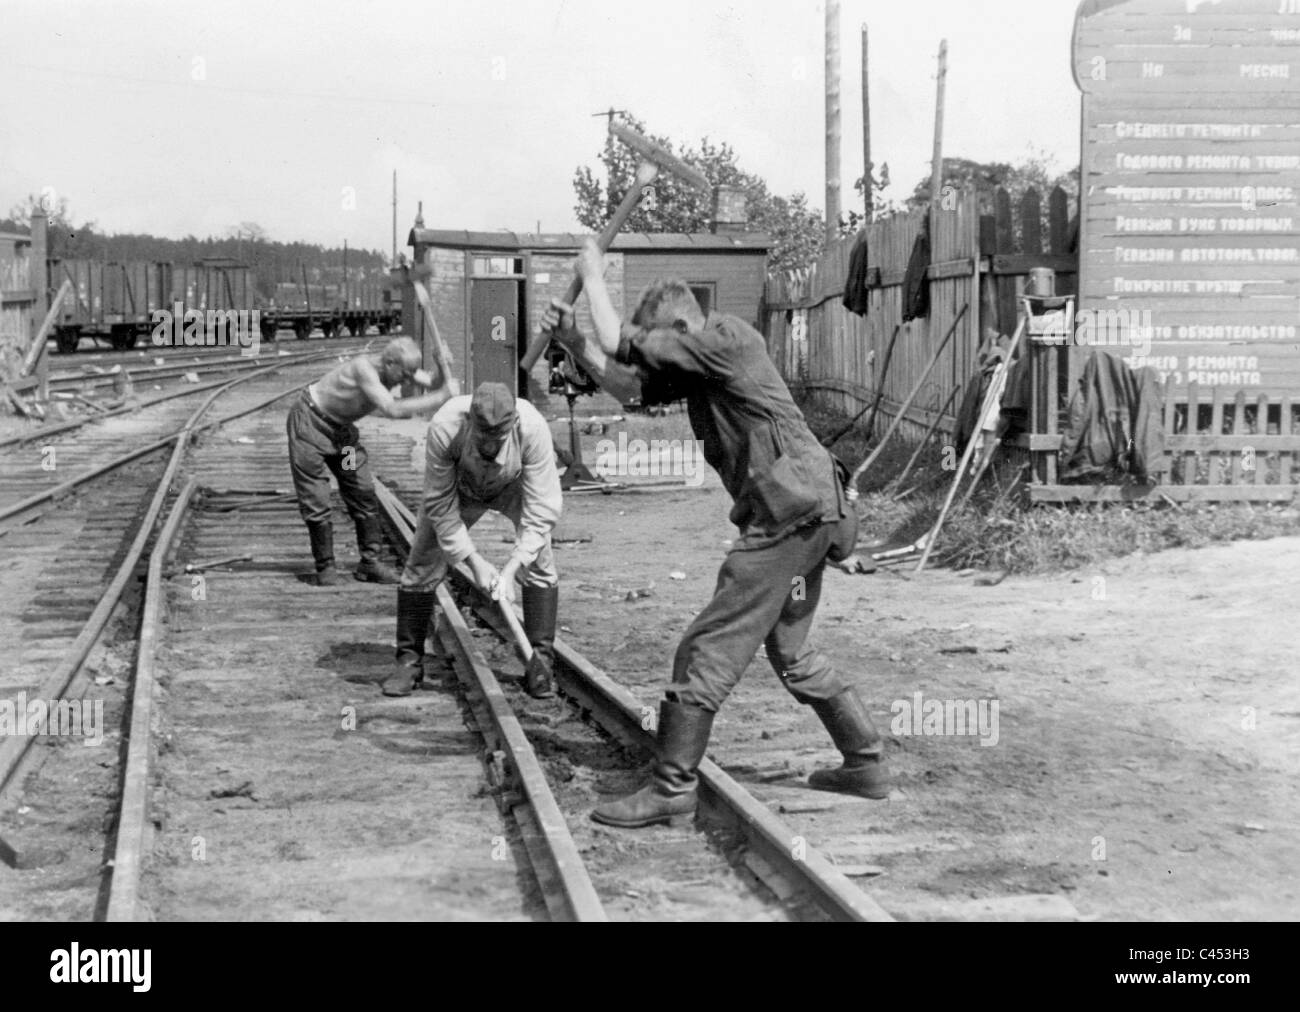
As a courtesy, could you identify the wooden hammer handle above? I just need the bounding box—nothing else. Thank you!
[410,276,461,397]
[498,601,534,661]
[518,162,660,373]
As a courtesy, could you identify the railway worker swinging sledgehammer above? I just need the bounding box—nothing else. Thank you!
[540,238,888,829]
[287,336,453,586]
[382,381,563,699]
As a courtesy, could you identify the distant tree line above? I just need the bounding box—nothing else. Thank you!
[2,196,388,299]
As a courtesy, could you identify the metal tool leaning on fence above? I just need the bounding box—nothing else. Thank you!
[383,382,563,700]
[540,237,890,831]
[286,336,453,587]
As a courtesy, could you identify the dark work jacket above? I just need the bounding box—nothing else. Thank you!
[1061,351,1166,482]
[616,313,852,551]
[841,232,870,316]
[902,215,931,322]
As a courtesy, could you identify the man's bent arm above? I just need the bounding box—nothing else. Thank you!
[357,358,454,419]
[388,386,455,418]
[583,261,623,357]
[422,423,476,563]
[511,416,563,569]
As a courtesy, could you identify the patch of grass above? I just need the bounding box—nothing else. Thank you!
[805,399,1300,575]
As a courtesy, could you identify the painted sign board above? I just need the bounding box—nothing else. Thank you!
[1073,0,1300,390]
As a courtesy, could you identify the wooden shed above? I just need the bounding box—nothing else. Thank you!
[400,227,772,403]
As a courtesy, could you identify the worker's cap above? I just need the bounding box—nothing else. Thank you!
[469,382,517,435]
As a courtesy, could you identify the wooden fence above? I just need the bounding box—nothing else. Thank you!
[0,216,48,407]
[1028,379,1300,503]
[764,185,1076,448]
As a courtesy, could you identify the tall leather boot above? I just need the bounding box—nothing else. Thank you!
[306,520,342,587]
[382,588,436,696]
[521,584,558,699]
[808,688,890,799]
[591,700,714,829]
[354,515,400,584]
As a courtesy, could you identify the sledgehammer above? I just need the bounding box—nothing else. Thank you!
[497,601,556,700]
[518,119,713,373]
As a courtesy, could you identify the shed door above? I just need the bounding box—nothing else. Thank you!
[470,278,519,394]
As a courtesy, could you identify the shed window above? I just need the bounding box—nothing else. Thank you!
[473,256,523,276]
[688,283,715,316]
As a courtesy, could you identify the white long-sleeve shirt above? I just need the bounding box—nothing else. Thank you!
[421,395,562,568]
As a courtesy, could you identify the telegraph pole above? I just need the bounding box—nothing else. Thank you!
[391,170,398,265]
[861,23,872,220]
[825,0,842,245]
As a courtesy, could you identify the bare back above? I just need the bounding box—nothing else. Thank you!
[310,354,386,424]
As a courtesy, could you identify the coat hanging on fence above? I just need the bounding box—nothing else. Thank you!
[901,215,931,322]
[841,232,870,317]
[1060,351,1166,483]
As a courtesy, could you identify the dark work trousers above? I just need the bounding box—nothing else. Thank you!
[285,392,377,526]
[670,515,853,713]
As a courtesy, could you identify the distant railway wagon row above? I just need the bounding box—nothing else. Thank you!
[47,257,399,352]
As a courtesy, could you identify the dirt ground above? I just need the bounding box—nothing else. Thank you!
[520,406,1298,922]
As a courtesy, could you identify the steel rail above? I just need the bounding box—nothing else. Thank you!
[376,480,895,922]
[48,341,371,390]
[373,481,608,923]
[2,344,368,449]
[0,357,335,840]
[460,598,893,922]
[0,348,363,524]
[104,478,199,921]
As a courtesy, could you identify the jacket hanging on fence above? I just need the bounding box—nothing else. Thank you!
[901,215,931,322]
[1060,351,1166,483]
[841,232,871,317]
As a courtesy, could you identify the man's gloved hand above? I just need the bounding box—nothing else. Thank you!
[465,551,501,596]
[493,556,521,606]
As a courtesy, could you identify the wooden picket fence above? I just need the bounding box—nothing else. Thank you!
[766,184,1300,504]
[764,184,1074,448]
[1031,383,1300,503]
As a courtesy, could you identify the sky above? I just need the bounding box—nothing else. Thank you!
[0,0,1084,255]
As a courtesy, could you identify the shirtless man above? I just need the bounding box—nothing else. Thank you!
[287,337,454,586]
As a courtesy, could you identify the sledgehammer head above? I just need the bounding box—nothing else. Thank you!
[609,121,712,194]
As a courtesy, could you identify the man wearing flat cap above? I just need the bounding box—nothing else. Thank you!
[384,381,563,699]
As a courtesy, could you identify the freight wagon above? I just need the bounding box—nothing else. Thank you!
[264,277,398,340]
[48,257,257,353]
[46,258,400,352]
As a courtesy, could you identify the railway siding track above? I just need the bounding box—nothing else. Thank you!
[5,386,894,922]
[0,354,363,915]
[375,479,892,921]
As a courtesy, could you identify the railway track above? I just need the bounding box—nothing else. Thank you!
[0,383,893,921]
[47,328,386,367]
[45,334,385,394]
[0,354,366,913]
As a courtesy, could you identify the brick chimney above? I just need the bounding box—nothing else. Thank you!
[711,185,748,234]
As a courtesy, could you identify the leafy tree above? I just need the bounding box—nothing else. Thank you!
[903,148,1080,249]
[573,116,829,273]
